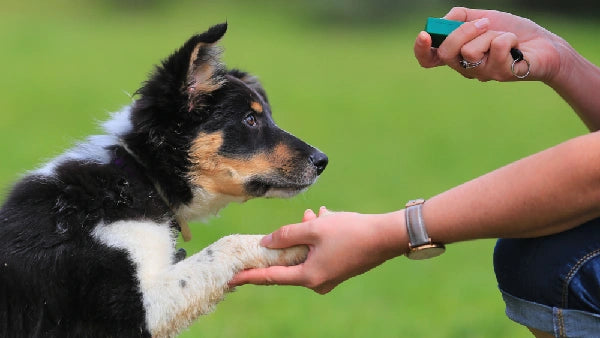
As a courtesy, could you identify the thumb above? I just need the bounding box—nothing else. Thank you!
[414,31,440,68]
[261,222,314,249]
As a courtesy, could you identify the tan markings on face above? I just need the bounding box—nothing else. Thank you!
[189,132,296,196]
[250,101,263,114]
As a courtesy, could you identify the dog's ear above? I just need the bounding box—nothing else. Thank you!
[183,24,228,110]
[135,23,228,116]
[228,69,269,104]
[154,23,228,112]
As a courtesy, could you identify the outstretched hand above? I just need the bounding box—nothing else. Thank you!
[229,207,407,294]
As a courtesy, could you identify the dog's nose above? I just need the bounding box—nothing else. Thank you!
[309,151,328,175]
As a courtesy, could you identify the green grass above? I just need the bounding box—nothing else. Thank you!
[1,1,598,337]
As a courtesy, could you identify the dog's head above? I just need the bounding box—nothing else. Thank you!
[125,23,327,213]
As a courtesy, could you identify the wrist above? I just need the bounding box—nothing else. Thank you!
[543,37,600,130]
[542,35,594,91]
[374,211,410,259]
[545,36,582,89]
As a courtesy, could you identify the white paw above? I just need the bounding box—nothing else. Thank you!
[209,234,308,271]
[262,243,309,267]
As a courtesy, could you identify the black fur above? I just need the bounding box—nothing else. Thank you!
[0,23,327,337]
[124,24,237,208]
[0,149,163,336]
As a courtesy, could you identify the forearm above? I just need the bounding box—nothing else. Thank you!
[546,39,600,131]
[388,132,600,249]
[231,133,600,290]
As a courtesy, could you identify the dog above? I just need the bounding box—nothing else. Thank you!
[0,23,327,337]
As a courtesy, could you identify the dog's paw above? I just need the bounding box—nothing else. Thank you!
[207,234,308,271]
[262,242,309,267]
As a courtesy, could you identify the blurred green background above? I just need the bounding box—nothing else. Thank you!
[1,0,598,337]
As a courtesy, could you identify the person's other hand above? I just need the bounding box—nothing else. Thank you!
[414,7,563,83]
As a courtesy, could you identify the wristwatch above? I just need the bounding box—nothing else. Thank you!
[404,199,445,260]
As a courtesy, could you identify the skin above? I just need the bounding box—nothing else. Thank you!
[415,7,600,130]
[230,7,600,336]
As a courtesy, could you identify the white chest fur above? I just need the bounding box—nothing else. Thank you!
[92,220,308,337]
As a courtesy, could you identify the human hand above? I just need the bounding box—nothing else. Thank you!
[414,7,565,83]
[229,207,407,294]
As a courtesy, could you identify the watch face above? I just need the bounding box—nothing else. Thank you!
[406,244,445,260]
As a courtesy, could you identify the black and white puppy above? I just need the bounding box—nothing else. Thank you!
[0,23,327,337]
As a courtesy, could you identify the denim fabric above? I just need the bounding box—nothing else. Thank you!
[494,218,600,336]
[501,291,600,337]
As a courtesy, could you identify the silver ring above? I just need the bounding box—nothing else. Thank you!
[459,58,484,69]
[511,58,531,79]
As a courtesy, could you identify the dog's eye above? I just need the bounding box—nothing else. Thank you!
[243,113,258,127]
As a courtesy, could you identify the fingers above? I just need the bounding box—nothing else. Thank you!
[461,31,519,81]
[415,13,491,70]
[229,265,337,294]
[435,18,522,82]
[229,265,305,287]
[261,222,314,249]
[437,18,489,65]
[262,206,333,248]
[488,31,518,65]
[444,7,488,22]
[421,7,536,81]
[302,209,317,222]
[318,206,333,217]
[460,30,503,63]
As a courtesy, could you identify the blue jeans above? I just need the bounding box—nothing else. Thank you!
[494,218,600,337]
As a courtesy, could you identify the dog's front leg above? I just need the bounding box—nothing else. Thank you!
[146,234,308,337]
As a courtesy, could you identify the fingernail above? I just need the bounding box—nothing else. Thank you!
[304,209,313,216]
[260,233,273,247]
[474,18,489,30]
[417,31,428,45]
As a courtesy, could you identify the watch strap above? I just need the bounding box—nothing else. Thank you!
[405,199,431,247]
